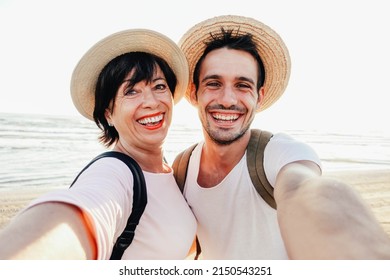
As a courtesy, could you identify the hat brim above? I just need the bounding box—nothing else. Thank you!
[179,15,291,112]
[71,29,189,120]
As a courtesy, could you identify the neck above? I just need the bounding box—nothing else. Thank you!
[113,142,169,173]
[198,130,250,187]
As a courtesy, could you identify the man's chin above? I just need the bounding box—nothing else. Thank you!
[207,129,247,146]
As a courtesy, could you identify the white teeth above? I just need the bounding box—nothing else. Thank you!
[212,113,239,121]
[138,114,163,125]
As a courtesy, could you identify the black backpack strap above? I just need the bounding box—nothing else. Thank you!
[70,151,147,260]
[246,129,276,209]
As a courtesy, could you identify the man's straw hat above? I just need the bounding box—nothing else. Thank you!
[179,15,291,112]
[71,29,189,120]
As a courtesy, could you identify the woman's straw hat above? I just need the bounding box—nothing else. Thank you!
[179,15,291,112]
[71,29,189,120]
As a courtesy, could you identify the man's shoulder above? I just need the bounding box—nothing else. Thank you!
[269,132,296,142]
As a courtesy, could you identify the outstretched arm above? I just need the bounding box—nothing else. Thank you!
[0,202,97,260]
[274,160,390,259]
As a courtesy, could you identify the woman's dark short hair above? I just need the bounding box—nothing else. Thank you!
[93,52,177,147]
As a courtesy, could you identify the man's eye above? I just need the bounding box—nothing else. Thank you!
[206,81,220,87]
[237,83,251,89]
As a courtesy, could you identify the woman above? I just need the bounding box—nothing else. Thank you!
[0,29,196,259]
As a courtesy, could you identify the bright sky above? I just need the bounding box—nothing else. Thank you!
[1,0,389,134]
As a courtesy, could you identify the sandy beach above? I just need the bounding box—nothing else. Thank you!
[1,169,389,236]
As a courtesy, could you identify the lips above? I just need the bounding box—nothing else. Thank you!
[211,112,240,122]
[137,114,163,125]
[137,113,164,129]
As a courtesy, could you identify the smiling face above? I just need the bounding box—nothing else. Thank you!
[190,48,263,145]
[105,66,173,151]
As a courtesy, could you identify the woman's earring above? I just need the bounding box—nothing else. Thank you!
[108,123,114,127]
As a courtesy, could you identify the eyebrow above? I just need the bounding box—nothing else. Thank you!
[122,76,166,85]
[152,77,167,83]
[201,74,255,85]
[201,74,221,83]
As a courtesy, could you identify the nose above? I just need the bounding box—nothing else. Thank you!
[217,86,238,108]
[142,88,159,108]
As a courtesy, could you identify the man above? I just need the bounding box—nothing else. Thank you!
[176,15,390,259]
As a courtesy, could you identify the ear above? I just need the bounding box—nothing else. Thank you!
[105,109,113,125]
[189,83,198,106]
[256,87,265,111]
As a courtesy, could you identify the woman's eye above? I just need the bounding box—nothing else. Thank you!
[155,84,167,91]
[124,89,137,96]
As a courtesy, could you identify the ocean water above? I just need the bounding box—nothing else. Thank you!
[0,112,389,191]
